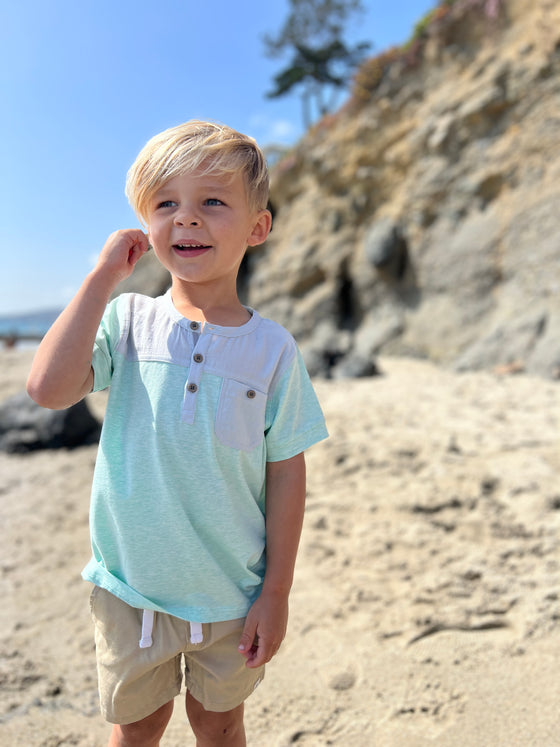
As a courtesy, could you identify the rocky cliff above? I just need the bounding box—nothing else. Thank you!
[122,0,560,378]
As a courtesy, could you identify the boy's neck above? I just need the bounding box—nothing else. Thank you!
[170,281,250,327]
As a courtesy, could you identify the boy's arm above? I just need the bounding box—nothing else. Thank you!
[27,230,149,410]
[238,452,306,668]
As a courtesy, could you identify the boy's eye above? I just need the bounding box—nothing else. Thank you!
[156,200,176,209]
[205,198,224,206]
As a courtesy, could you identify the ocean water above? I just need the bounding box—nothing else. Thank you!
[0,308,61,342]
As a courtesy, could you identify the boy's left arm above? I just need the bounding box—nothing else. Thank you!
[238,452,306,668]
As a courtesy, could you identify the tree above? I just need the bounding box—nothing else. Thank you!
[264,0,370,128]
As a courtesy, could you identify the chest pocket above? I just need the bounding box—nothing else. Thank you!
[215,378,267,451]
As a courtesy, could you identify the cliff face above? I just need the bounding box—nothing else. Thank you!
[246,0,560,377]
[123,0,560,378]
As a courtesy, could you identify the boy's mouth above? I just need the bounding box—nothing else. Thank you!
[173,243,212,255]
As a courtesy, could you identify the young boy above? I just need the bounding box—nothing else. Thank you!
[27,120,328,746]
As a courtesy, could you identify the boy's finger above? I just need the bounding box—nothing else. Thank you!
[244,639,267,668]
[238,622,257,656]
[245,634,280,668]
[127,234,151,265]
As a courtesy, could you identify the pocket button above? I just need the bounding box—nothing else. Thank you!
[246,389,257,399]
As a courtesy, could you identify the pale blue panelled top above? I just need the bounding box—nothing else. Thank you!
[82,291,328,622]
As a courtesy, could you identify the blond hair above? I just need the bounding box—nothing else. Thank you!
[125,120,269,222]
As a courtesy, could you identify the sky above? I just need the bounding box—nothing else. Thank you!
[1,0,436,316]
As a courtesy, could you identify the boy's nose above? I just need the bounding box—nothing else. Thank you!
[174,214,201,227]
[174,205,201,227]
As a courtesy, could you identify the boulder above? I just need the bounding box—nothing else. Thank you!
[364,218,409,282]
[331,353,381,379]
[0,392,101,454]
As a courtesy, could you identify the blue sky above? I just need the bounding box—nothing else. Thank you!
[1,0,435,315]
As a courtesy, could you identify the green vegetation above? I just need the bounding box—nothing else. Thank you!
[264,0,370,128]
[349,0,503,109]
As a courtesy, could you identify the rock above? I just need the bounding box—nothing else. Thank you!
[300,345,332,378]
[329,670,356,691]
[454,309,548,373]
[300,322,352,378]
[331,353,381,379]
[364,218,409,281]
[353,310,405,358]
[117,0,560,380]
[0,392,101,454]
[527,313,560,378]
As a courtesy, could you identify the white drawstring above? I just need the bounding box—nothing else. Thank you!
[190,621,203,644]
[139,609,154,648]
[139,611,204,648]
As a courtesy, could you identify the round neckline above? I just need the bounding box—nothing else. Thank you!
[162,290,260,337]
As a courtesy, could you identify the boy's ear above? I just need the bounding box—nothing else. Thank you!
[247,209,272,247]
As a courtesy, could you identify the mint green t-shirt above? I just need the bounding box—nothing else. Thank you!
[82,292,328,622]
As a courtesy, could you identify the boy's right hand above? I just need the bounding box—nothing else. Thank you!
[27,228,150,410]
[93,229,150,287]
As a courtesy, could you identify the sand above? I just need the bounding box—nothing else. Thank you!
[1,347,559,746]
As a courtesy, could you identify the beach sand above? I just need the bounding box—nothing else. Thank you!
[1,348,559,746]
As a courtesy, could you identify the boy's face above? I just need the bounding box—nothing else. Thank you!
[146,169,271,295]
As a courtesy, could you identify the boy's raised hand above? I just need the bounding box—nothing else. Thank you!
[27,228,150,410]
[94,229,150,287]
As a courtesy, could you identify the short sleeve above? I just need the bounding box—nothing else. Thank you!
[264,348,328,462]
[91,297,124,392]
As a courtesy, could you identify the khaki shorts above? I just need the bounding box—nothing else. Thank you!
[90,586,265,724]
